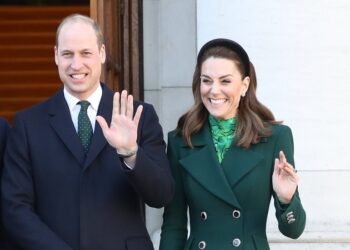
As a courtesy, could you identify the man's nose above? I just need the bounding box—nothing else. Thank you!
[71,56,83,69]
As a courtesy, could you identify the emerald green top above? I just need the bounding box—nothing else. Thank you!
[208,115,237,163]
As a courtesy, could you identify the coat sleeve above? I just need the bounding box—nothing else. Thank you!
[159,131,188,250]
[1,114,73,250]
[123,103,175,208]
[272,125,306,239]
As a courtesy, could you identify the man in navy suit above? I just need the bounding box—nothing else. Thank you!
[0,117,9,249]
[2,14,174,250]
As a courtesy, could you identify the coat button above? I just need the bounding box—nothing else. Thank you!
[200,211,208,220]
[198,241,206,249]
[232,238,241,247]
[232,209,241,219]
[288,218,296,224]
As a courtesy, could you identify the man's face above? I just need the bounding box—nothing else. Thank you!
[55,21,106,100]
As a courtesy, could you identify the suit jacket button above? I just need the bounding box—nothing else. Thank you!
[232,209,241,219]
[200,211,208,220]
[198,241,206,249]
[232,238,241,247]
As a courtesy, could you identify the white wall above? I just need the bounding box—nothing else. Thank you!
[143,0,196,248]
[198,0,350,248]
[144,0,350,249]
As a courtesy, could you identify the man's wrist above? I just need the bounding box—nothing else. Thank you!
[116,145,138,158]
[123,154,137,169]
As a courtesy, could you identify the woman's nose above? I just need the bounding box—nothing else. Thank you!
[210,81,220,93]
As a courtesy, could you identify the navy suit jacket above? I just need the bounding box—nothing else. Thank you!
[2,84,174,250]
[0,117,9,249]
[0,117,8,165]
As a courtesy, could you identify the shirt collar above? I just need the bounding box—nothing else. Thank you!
[64,84,103,112]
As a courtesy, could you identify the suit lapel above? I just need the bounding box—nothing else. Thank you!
[48,89,85,165]
[83,85,112,169]
[48,84,113,168]
[179,123,242,209]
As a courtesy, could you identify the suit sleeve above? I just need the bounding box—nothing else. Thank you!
[0,118,8,164]
[159,132,188,250]
[1,114,73,250]
[123,103,175,208]
[272,125,306,239]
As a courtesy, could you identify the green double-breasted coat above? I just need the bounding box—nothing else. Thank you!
[160,123,306,250]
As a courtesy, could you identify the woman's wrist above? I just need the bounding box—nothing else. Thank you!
[277,193,293,205]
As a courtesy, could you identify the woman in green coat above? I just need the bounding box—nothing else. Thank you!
[160,38,306,250]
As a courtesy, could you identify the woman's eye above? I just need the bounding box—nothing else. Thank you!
[201,78,211,84]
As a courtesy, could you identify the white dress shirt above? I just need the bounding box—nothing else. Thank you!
[63,85,135,169]
[63,85,102,132]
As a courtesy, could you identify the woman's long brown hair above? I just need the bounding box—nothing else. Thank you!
[177,46,279,148]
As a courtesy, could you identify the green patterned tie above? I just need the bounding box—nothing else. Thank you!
[78,100,93,154]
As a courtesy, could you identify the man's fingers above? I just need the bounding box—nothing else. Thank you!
[126,94,134,119]
[120,90,127,115]
[113,92,120,117]
[96,116,108,133]
[133,105,143,126]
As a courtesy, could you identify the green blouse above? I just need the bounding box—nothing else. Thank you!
[208,115,237,164]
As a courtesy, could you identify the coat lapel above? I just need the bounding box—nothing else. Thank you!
[48,89,85,165]
[83,85,112,169]
[179,123,242,209]
[221,143,264,188]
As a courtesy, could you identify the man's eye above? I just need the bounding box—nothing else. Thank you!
[62,53,72,57]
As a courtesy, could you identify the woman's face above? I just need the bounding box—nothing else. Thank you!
[200,57,250,120]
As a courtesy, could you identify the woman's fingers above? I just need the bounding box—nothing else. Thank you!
[279,150,287,164]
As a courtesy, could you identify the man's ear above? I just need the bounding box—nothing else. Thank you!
[100,44,106,64]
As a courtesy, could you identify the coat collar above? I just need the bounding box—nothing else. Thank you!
[47,83,113,169]
[179,122,264,208]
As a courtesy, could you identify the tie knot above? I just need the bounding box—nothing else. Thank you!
[79,100,90,111]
